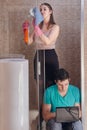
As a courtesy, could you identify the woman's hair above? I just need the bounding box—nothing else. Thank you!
[39,3,56,29]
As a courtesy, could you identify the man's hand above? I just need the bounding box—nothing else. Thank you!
[42,104,56,121]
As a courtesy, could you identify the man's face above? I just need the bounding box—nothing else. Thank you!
[56,79,69,93]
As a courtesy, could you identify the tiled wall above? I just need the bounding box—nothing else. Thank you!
[0,0,85,129]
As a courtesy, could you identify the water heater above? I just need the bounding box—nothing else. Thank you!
[0,58,29,130]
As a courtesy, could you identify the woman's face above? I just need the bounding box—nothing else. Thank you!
[40,5,52,19]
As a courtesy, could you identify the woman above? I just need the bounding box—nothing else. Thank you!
[23,3,60,129]
[25,3,60,88]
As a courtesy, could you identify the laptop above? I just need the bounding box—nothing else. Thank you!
[56,106,79,123]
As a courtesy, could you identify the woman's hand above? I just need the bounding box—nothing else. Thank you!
[22,21,29,30]
[34,25,43,37]
[32,18,43,37]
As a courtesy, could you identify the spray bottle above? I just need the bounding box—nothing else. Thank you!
[22,21,29,44]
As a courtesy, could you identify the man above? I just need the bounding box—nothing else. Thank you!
[42,68,83,130]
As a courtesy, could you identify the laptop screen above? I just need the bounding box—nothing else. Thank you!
[56,106,79,123]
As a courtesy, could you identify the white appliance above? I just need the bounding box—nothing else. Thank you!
[0,58,29,130]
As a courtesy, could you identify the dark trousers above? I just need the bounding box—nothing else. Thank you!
[34,49,59,88]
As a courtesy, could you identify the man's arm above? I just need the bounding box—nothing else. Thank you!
[75,103,82,118]
[74,87,82,118]
[42,104,56,121]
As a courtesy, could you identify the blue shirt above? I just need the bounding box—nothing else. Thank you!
[43,84,81,112]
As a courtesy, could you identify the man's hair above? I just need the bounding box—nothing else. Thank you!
[54,68,69,81]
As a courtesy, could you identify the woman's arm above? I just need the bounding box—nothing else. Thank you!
[35,25,60,45]
[28,31,35,45]
[42,104,56,121]
[23,21,35,45]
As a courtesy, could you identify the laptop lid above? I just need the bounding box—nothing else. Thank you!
[56,106,79,123]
